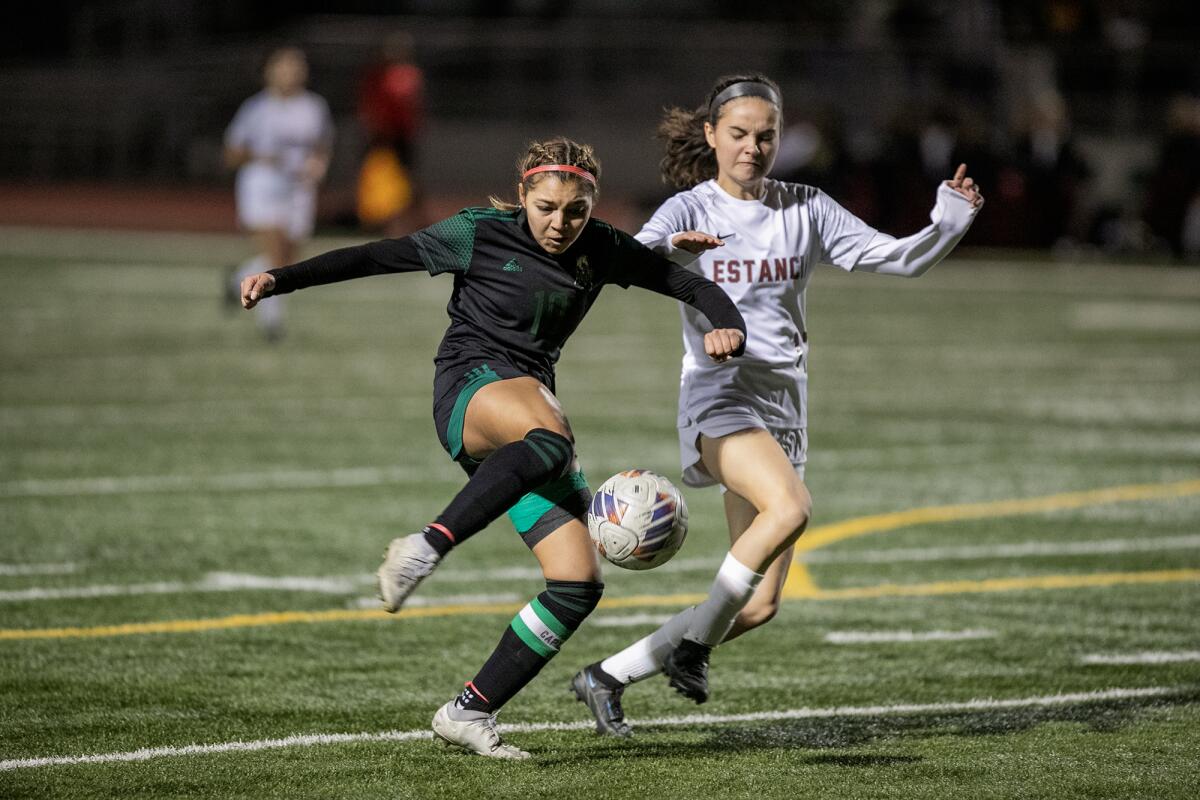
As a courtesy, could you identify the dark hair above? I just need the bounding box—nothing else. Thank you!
[490,137,601,210]
[657,73,782,189]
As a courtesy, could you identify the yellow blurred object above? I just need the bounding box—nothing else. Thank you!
[357,146,413,225]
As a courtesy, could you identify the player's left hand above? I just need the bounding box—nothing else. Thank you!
[672,231,726,255]
[947,163,984,208]
[704,328,744,363]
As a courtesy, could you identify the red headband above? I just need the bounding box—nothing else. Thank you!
[521,164,597,185]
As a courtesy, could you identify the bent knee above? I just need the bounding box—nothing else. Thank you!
[766,495,811,539]
[736,598,781,630]
[524,428,575,478]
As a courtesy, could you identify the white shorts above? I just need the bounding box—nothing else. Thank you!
[678,410,807,489]
[677,362,808,489]
[236,165,316,240]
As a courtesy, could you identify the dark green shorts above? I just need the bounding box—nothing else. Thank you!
[431,359,590,548]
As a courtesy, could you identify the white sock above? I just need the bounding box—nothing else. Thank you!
[684,552,764,646]
[598,553,765,683]
[599,607,693,685]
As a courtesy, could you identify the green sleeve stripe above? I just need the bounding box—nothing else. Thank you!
[530,597,573,639]
[411,210,476,275]
[510,614,557,658]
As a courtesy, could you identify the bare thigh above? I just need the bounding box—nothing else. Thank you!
[699,428,811,570]
[461,376,573,461]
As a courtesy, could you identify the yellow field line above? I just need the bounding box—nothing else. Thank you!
[794,479,1200,554]
[2,478,1196,642]
[794,569,1200,600]
[783,478,1200,598]
[0,593,709,642]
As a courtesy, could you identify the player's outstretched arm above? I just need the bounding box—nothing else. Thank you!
[240,237,432,312]
[854,162,983,278]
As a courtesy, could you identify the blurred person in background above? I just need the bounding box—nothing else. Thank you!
[224,46,334,341]
[997,89,1090,248]
[1144,94,1200,260]
[875,101,997,237]
[570,72,983,737]
[356,30,426,236]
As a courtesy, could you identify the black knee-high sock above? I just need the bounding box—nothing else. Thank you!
[456,580,603,713]
[422,428,572,556]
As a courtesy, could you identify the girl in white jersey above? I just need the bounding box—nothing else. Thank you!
[571,73,983,736]
[224,47,334,341]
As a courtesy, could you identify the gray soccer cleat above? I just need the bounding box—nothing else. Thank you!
[431,702,531,760]
[570,666,633,737]
[376,533,441,612]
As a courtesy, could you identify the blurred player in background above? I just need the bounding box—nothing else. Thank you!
[572,73,983,736]
[239,137,746,758]
[224,46,334,341]
[356,30,426,236]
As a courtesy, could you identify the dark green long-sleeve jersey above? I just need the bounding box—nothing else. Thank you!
[268,207,746,387]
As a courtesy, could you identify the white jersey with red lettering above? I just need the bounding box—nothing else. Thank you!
[636,177,978,486]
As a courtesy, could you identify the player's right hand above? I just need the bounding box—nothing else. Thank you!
[241,273,276,309]
[671,231,726,255]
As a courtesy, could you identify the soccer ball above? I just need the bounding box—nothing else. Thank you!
[588,469,688,570]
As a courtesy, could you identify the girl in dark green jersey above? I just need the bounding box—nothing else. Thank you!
[240,137,746,758]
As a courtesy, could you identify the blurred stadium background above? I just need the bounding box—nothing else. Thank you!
[1,0,1198,258]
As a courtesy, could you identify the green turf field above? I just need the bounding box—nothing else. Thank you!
[1,227,1197,799]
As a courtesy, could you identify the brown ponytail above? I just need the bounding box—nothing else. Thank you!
[490,137,601,210]
[657,72,782,189]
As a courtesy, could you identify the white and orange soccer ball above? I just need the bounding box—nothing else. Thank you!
[587,469,688,570]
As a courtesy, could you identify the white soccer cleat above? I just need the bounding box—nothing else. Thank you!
[376,533,441,612]
[431,702,531,760]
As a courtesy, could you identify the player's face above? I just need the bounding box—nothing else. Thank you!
[520,176,594,255]
[266,52,308,95]
[705,97,780,197]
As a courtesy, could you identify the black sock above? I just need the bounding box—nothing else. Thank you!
[422,428,573,556]
[455,580,603,713]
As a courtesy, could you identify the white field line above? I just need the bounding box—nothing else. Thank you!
[431,555,719,583]
[8,528,1195,602]
[0,573,360,602]
[351,592,522,609]
[0,558,722,603]
[1080,651,1200,665]
[800,534,1200,564]
[0,396,421,429]
[1,685,1189,772]
[825,629,996,644]
[590,613,674,627]
[0,465,457,499]
[0,562,77,576]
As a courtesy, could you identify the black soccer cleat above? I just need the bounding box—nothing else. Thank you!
[663,638,711,704]
[570,665,633,737]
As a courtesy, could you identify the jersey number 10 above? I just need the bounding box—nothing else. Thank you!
[529,290,570,339]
